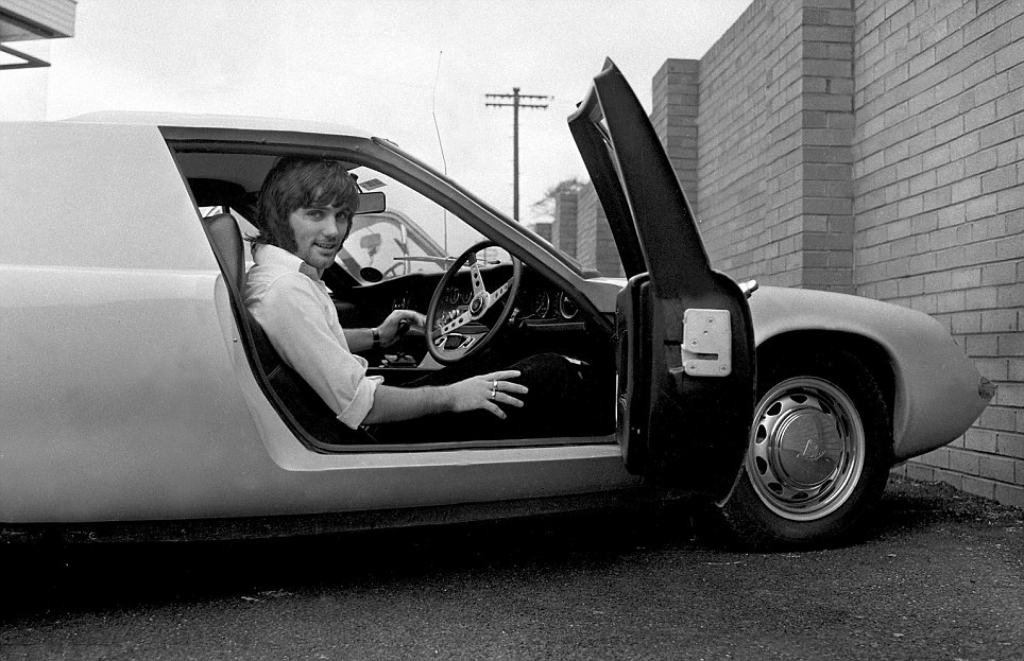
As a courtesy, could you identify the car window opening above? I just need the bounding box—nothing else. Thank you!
[172,145,617,453]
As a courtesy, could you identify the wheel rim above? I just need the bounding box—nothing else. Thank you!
[746,376,865,521]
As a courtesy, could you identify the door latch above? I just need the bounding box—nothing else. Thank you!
[681,309,732,377]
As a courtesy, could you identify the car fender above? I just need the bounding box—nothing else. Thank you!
[748,286,990,460]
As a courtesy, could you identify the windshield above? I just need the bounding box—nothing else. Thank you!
[371,140,588,276]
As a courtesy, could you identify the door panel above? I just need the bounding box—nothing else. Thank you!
[615,273,651,472]
[573,60,755,499]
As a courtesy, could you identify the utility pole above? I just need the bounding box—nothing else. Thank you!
[486,87,549,221]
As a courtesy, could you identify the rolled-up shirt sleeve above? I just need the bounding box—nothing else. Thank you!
[250,272,381,429]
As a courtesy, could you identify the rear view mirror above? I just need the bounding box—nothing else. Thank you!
[356,191,386,215]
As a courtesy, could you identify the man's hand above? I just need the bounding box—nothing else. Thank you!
[377,309,425,347]
[362,369,528,425]
[447,370,528,419]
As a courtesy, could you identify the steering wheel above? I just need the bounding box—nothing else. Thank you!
[426,240,522,364]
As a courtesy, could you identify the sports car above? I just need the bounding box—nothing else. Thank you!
[0,61,994,549]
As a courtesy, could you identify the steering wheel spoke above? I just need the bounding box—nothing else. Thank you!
[439,309,473,335]
[468,256,488,298]
[486,279,512,308]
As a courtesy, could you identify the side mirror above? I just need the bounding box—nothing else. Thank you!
[356,191,386,215]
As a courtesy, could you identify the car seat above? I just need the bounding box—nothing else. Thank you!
[200,211,377,448]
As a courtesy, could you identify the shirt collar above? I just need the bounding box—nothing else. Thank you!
[253,243,323,280]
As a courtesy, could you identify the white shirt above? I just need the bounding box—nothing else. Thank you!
[244,244,382,429]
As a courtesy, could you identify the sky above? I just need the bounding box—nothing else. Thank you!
[1,0,753,225]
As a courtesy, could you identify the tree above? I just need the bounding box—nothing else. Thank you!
[530,177,585,221]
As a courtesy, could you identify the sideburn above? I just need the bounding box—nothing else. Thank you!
[271,211,299,253]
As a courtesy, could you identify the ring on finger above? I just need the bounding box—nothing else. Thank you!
[491,381,498,400]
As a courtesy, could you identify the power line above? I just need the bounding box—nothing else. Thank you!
[485,87,549,221]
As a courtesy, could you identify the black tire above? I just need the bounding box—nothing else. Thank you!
[720,348,892,550]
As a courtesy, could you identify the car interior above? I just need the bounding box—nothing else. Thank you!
[174,147,617,452]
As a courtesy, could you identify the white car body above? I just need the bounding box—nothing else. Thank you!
[0,63,992,547]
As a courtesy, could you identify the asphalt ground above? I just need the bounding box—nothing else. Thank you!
[1,476,1021,661]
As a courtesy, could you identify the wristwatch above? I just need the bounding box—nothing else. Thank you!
[372,327,381,349]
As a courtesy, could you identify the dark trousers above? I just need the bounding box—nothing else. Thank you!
[367,352,612,443]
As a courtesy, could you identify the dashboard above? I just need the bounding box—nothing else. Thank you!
[434,266,583,328]
[371,264,587,337]
[512,282,580,322]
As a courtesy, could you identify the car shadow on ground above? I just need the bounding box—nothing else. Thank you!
[866,475,1023,538]
[1,476,1020,622]
[0,503,678,620]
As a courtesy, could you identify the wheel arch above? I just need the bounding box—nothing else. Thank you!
[748,285,992,460]
[755,330,898,455]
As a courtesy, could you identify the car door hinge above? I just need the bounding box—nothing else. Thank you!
[681,309,732,377]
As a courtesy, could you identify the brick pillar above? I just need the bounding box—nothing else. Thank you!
[530,221,552,243]
[551,190,578,258]
[652,58,700,214]
[763,0,811,288]
[800,1,855,294]
[577,183,624,277]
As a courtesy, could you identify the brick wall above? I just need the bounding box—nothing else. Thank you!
[640,0,1023,506]
[689,0,799,287]
[672,0,860,292]
[652,59,700,211]
[576,183,623,277]
[850,0,1024,505]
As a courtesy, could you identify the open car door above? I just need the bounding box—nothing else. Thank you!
[569,60,755,500]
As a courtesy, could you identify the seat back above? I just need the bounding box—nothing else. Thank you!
[203,211,246,291]
[200,212,375,447]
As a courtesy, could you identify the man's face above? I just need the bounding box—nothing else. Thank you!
[287,204,352,271]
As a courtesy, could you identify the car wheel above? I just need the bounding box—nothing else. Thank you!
[721,348,891,549]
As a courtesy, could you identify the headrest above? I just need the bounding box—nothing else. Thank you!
[189,178,255,217]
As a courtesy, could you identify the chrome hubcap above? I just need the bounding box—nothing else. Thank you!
[747,377,864,521]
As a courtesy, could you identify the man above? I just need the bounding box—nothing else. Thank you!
[244,157,590,442]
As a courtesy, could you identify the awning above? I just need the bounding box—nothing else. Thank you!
[0,0,77,70]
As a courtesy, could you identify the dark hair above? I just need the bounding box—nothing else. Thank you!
[250,157,360,251]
